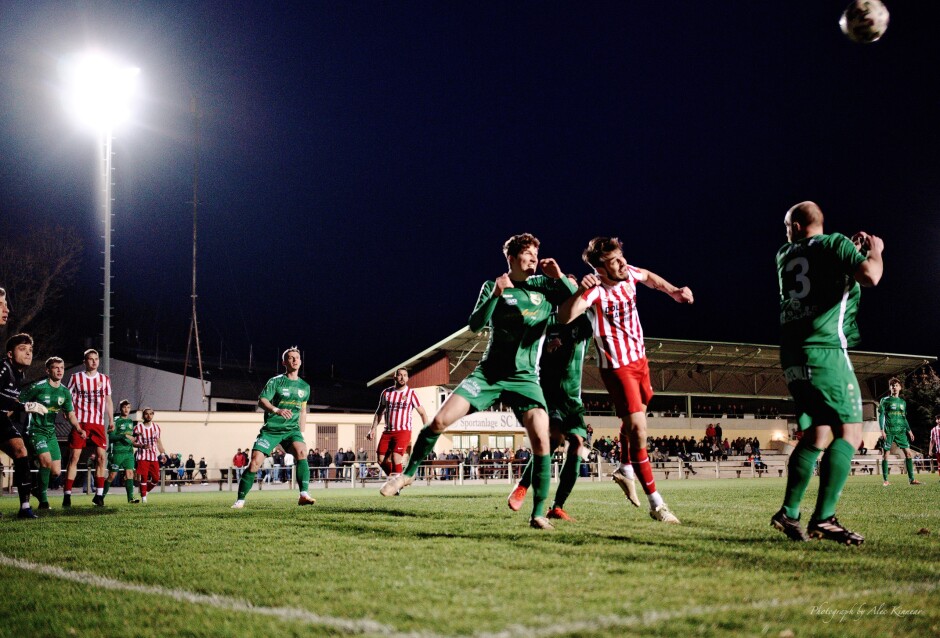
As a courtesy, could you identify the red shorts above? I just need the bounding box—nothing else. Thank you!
[600,358,654,417]
[136,460,160,483]
[377,430,412,458]
[69,423,108,449]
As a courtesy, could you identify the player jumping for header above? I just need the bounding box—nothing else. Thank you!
[771,201,883,545]
[380,233,577,530]
[559,237,693,524]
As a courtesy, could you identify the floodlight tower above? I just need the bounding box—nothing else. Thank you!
[63,52,139,375]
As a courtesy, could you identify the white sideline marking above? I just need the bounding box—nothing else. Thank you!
[476,582,940,638]
[3,552,936,638]
[0,554,392,635]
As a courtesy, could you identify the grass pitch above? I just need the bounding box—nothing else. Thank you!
[0,476,938,637]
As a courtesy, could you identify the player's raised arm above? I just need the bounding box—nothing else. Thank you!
[539,258,564,279]
[634,268,694,304]
[851,232,884,287]
[468,279,504,333]
[559,273,599,324]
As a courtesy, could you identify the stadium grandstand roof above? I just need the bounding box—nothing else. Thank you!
[370,327,936,400]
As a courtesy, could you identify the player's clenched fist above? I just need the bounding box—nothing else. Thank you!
[539,258,563,279]
[494,273,514,294]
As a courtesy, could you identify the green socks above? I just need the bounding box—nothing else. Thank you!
[531,454,551,519]
[125,480,135,502]
[404,427,441,477]
[905,457,915,482]
[38,467,50,504]
[782,443,823,519]
[103,476,110,497]
[813,438,856,521]
[882,459,889,481]
[552,451,581,510]
[296,459,310,492]
[237,471,257,500]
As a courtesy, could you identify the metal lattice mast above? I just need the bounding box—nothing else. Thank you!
[181,96,208,409]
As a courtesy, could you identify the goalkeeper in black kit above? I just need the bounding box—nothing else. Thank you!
[0,328,50,519]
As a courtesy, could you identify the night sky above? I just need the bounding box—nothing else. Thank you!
[1,1,937,382]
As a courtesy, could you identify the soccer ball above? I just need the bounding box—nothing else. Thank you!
[839,0,890,44]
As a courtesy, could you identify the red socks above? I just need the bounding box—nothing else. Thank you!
[630,448,657,495]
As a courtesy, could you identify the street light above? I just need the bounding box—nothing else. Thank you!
[62,51,139,375]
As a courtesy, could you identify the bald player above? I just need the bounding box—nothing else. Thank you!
[771,201,883,545]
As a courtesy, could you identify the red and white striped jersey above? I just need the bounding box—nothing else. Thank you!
[134,422,162,462]
[378,386,421,432]
[67,372,112,426]
[583,267,646,369]
[930,426,940,454]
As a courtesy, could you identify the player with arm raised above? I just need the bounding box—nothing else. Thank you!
[771,201,883,545]
[369,368,429,479]
[878,378,921,486]
[0,333,48,519]
[104,400,140,502]
[64,349,113,507]
[380,233,577,530]
[559,237,693,524]
[232,347,315,509]
[20,356,83,510]
[133,408,165,503]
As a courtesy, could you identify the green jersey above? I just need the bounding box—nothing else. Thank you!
[540,314,592,388]
[777,233,866,351]
[20,380,73,436]
[469,274,578,379]
[110,416,136,452]
[879,396,909,433]
[259,375,311,432]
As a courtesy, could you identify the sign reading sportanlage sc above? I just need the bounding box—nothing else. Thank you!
[449,411,525,432]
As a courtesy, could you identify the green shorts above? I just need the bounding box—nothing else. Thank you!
[110,449,136,472]
[781,347,862,430]
[28,432,61,462]
[542,378,587,439]
[453,368,547,422]
[252,428,306,456]
[881,431,910,450]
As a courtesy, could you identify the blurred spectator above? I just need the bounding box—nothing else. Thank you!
[357,447,368,479]
[283,450,295,484]
[233,448,247,481]
[185,454,196,482]
[321,450,332,480]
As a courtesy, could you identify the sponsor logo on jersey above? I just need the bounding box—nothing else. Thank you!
[281,389,290,397]
[503,294,518,306]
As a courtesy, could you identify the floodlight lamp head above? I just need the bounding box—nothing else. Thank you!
[63,51,139,131]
